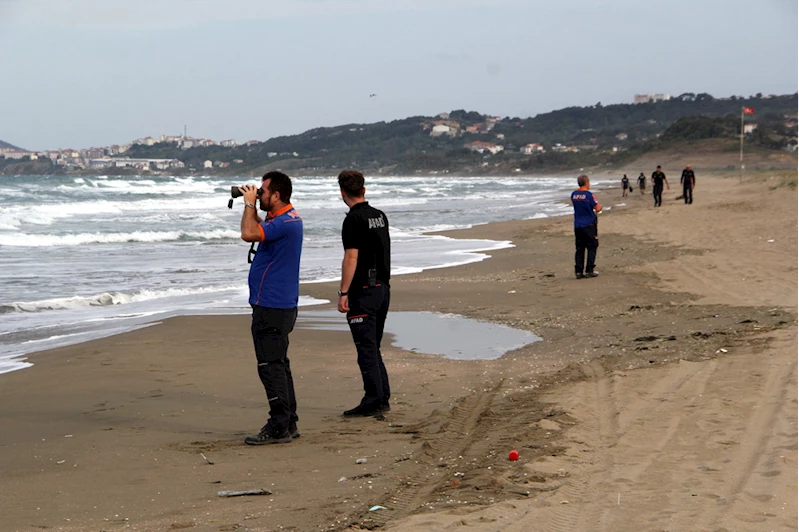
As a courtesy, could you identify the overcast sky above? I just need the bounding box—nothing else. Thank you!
[0,0,796,150]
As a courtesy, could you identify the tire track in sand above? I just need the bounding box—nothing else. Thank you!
[696,353,797,530]
[541,361,619,532]
[543,358,719,532]
[360,381,503,529]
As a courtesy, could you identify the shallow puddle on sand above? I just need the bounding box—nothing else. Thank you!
[297,309,541,361]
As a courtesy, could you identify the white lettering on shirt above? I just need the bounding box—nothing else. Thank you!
[368,216,385,229]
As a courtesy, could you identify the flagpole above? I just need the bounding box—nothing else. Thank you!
[739,106,744,183]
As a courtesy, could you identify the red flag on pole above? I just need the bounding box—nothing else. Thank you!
[743,107,755,114]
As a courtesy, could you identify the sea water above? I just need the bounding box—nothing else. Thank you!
[0,174,577,374]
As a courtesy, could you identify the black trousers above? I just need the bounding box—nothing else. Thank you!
[251,305,298,434]
[347,285,391,409]
[653,185,663,207]
[574,225,598,274]
[683,185,693,204]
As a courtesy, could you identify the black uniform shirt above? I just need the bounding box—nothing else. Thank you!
[681,169,695,186]
[652,171,666,188]
[342,202,391,290]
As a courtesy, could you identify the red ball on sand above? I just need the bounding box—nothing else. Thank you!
[508,450,519,461]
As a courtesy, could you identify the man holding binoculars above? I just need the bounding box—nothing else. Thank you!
[238,171,303,445]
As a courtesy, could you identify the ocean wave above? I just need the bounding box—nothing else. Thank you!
[0,285,247,314]
[0,229,240,247]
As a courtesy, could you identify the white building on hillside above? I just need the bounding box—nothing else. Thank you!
[521,143,545,154]
[634,93,672,104]
[430,124,455,137]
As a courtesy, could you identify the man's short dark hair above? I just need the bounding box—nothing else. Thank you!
[262,171,292,202]
[338,170,365,197]
[577,174,589,187]
[656,165,661,169]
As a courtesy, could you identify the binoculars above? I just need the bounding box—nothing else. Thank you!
[230,186,263,199]
[228,186,263,209]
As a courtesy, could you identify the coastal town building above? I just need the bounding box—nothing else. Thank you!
[430,124,456,137]
[521,143,545,154]
[465,141,504,154]
[465,123,488,134]
[551,143,579,153]
[88,158,185,170]
[0,149,34,159]
[634,93,672,104]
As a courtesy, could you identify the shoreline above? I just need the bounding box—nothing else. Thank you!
[2,176,606,375]
[0,171,795,531]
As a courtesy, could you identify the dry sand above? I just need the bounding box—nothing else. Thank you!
[0,171,796,532]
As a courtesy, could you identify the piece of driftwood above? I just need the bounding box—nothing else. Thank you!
[217,489,272,497]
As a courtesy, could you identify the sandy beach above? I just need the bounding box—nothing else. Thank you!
[0,170,796,532]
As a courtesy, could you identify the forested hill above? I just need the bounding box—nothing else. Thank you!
[4,92,796,176]
[117,92,796,174]
[0,139,22,150]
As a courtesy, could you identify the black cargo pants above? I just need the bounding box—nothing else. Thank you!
[346,285,391,410]
[574,224,598,275]
[683,184,693,204]
[251,305,298,435]
[653,184,663,207]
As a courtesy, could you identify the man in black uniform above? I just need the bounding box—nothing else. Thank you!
[651,165,669,207]
[637,172,646,195]
[680,164,695,204]
[621,174,630,197]
[337,170,392,418]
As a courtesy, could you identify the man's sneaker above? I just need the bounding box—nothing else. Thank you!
[584,271,598,278]
[244,425,292,445]
[289,423,300,439]
[575,273,585,279]
[343,404,383,417]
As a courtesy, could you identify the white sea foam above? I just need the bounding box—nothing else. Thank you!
[0,354,33,375]
[2,285,246,313]
[0,229,240,247]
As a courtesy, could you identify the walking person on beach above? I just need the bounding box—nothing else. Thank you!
[681,165,696,204]
[621,174,630,197]
[239,171,303,445]
[651,165,669,207]
[637,172,646,195]
[571,174,602,279]
[336,170,392,418]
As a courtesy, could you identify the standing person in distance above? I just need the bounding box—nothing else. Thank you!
[337,170,392,418]
[571,174,602,279]
[651,165,669,207]
[680,164,696,204]
[621,174,630,197]
[637,172,647,195]
[239,172,303,445]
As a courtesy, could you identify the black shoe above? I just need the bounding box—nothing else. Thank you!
[584,271,598,278]
[381,402,391,412]
[343,404,384,417]
[575,273,585,279]
[244,425,292,445]
[289,423,300,439]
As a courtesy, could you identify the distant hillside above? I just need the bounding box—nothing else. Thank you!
[0,139,22,150]
[115,92,796,175]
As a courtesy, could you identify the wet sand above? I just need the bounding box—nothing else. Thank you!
[0,171,796,531]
